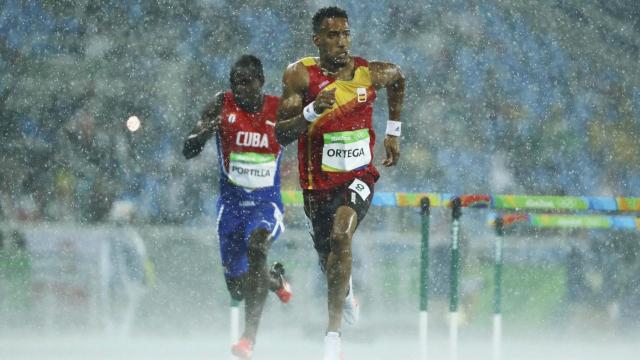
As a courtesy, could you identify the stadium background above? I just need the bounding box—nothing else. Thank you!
[2,0,639,224]
[1,1,639,358]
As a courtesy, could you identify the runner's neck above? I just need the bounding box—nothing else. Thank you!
[318,57,355,81]
[236,94,264,114]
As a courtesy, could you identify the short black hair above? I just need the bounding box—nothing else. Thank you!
[230,54,264,84]
[312,6,348,34]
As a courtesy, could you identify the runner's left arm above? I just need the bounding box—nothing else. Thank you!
[183,92,224,159]
[370,61,405,167]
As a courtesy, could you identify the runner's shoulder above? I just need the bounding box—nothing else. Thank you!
[285,57,319,76]
[289,56,319,68]
[282,60,311,90]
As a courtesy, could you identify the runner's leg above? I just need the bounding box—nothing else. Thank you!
[326,205,358,332]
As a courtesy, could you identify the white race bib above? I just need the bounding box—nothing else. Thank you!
[348,178,371,201]
[228,152,277,189]
[321,129,371,172]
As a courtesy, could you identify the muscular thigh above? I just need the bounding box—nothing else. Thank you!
[303,179,374,256]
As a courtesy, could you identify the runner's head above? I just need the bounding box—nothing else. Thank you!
[230,55,265,111]
[312,7,350,67]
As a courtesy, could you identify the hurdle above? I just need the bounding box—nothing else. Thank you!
[419,197,430,360]
[491,212,640,360]
[226,191,640,359]
[449,194,640,360]
[229,299,240,360]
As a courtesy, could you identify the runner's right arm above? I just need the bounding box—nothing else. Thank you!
[275,62,335,146]
[183,92,224,159]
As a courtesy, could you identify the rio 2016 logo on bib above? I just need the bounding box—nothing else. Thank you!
[321,129,371,172]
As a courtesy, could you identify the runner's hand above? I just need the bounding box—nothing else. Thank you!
[201,115,221,137]
[382,135,400,167]
[313,88,336,113]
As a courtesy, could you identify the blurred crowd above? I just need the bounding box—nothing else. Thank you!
[1,0,639,224]
[564,233,640,330]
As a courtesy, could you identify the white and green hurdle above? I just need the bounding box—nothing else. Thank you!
[226,191,640,360]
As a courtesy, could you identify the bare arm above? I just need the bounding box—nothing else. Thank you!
[370,61,405,167]
[275,62,310,146]
[275,62,337,146]
[183,92,224,159]
[370,61,405,122]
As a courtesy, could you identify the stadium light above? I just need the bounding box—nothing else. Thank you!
[126,115,141,132]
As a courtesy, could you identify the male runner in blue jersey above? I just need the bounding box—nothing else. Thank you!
[183,55,291,359]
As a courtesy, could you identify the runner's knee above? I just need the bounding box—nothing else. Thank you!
[330,206,356,254]
[226,275,245,301]
[248,228,270,260]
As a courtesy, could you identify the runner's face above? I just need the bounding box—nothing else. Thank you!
[230,68,263,110]
[314,17,350,67]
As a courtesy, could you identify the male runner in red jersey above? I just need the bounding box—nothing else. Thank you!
[183,55,291,359]
[275,7,405,359]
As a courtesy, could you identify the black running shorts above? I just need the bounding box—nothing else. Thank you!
[303,178,374,259]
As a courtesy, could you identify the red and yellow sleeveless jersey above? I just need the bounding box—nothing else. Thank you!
[297,56,379,190]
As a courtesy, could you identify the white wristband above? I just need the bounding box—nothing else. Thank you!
[386,120,402,136]
[303,102,321,122]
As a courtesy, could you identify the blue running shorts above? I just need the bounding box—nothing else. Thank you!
[216,201,285,278]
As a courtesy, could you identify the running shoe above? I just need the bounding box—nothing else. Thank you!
[323,332,343,360]
[269,262,292,304]
[231,337,253,359]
